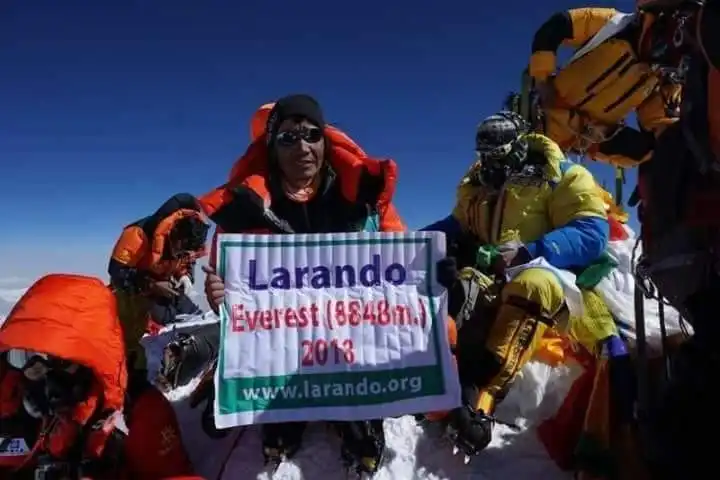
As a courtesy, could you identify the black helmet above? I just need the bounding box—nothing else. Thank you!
[474,111,529,188]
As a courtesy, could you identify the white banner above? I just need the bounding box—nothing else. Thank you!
[213,231,460,428]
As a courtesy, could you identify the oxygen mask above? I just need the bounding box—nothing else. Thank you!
[7,349,94,416]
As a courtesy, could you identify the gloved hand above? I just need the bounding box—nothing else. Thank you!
[491,241,532,276]
[475,245,500,271]
[436,257,458,289]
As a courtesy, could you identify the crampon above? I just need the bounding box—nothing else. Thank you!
[261,422,306,473]
[334,420,387,478]
[417,406,517,464]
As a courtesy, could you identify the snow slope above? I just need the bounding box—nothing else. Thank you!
[142,314,578,480]
[0,226,683,479]
[140,228,684,480]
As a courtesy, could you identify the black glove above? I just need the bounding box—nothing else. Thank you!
[437,256,459,289]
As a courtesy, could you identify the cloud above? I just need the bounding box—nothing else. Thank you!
[0,242,111,319]
[0,239,213,320]
[0,278,30,319]
[0,270,211,321]
[0,288,28,304]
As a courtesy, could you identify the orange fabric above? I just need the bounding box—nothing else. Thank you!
[111,209,208,279]
[446,315,457,348]
[111,225,149,268]
[0,274,127,413]
[0,275,128,464]
[33,388,107,461]
[202,130,397,214]
[379,203,405,233]
[148,209,208,269]
[200,111,404,238]
[533,333,570,367]
[249,103,275,143]
[124,388,195,479]
[241,102,368,180]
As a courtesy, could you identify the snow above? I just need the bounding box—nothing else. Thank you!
[139,227,683,479]
[143,317,578,479]
[0,225,684,479]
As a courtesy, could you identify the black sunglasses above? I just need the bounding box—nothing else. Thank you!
[275,127,323,147]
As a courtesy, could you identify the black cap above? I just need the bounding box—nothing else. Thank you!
[266,94,325,144]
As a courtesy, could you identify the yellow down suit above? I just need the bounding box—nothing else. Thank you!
[446,134,610,415]
[530,7,682,167]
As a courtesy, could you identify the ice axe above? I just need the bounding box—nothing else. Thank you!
[503,68,543,133]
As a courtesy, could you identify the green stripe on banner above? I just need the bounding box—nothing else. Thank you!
[218,366,443,413]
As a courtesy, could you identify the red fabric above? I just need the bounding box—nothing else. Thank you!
[537,362,597,470]
[124,388,195,479]
[146,320,163,336]
[536,345,597,471]
[608,216,628,241]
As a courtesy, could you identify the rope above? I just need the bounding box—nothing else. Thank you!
[214,427,246,480]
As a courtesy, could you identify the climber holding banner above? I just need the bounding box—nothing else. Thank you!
[214,231,459,429]
[196,94,455,475]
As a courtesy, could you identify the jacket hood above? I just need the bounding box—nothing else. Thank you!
[0,274,128,411]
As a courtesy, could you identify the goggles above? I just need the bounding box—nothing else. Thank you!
[475,142,514,161]
[6,349,78,381]
[275,127,323,147]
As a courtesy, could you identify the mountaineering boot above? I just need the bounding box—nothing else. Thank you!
[261,421,307,469]
[440,382,496,462]
[445,404,493,459]
[333,419,386,476]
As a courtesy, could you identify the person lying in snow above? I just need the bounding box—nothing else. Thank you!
[195,94,405,476]
[420,111,614,459]
[0,274,199,479]
[108,193,210,374]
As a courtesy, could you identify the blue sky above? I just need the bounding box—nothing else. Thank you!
[0,0,637,284]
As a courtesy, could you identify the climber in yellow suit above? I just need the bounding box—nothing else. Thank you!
[529,5,684,167]
[422,111,609,456]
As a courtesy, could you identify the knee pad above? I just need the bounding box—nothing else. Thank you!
[501,268,565,320]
